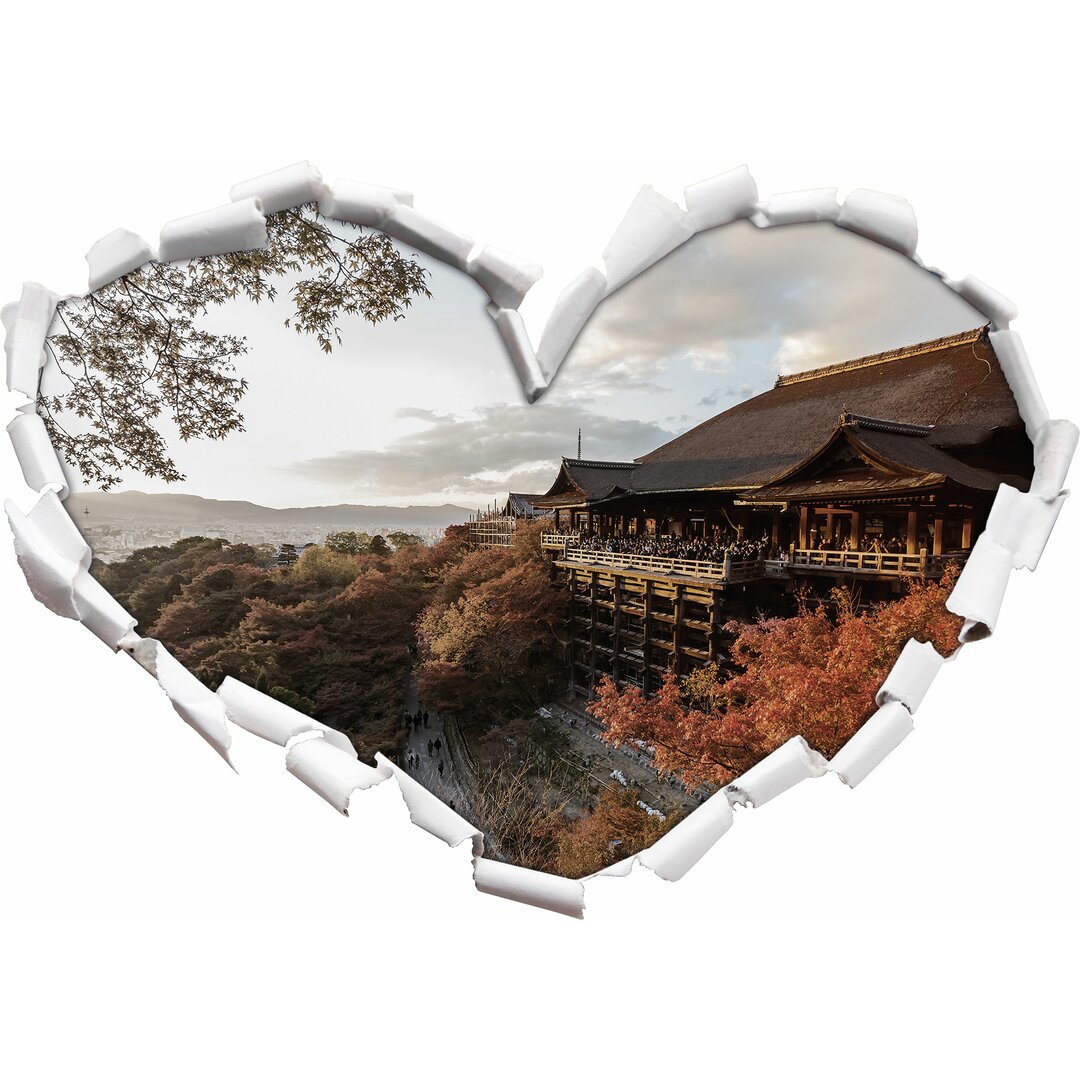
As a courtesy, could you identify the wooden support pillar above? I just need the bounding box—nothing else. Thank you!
[612,576,622,684]
[708,590,721,661]
[906,509,919,556]
[850,509,863,549]
[673,584,685,671]
[962,516,973,550]
[799,506,809,549]
[933,514,945,556]
[643,580,654,693]
[588,571,599,692]
[770,510,781,551]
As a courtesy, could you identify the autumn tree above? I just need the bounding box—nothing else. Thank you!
[416,521,565,720]
[39,205,431,488]
[589,569,964,790]
[550,786,676,878]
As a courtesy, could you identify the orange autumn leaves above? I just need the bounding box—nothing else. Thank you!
[588,568,964,790]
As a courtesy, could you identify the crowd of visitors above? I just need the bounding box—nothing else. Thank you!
[563,528,917,563]
[570,531,771,564]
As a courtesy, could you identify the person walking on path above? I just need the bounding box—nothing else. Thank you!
[427,740,433,758]
[423,710,429,729]
[434,737,441,754]
[437,759,444,777]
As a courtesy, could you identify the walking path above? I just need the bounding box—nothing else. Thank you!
[540,701,709,817]
[399,674,473,816]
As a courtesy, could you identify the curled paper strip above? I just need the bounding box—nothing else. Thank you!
[683,164,758,232]
[285,735,384,815]
[984,484,1066,570]
[7,410,68,497]
[25,489,90,571]
[535,266,607,383]
[754,187,841,227]
[723,736,828,808]
[318,179,413,227]
[1030,419,1079,500]
[989,330,1050,438]
[230,161,328,216]
[488,306,545,403]
[86,228,156,292]
[635,788,734,882]
[602,185,695,295]
[217,676,357,757]
[946,534,1015,640]
[952,275,1018,332]
[4,282,59,397]
[828,701,914,788]
[473,858,585,919]
[467,245,543,310]
[158,197,268,263]
[374,754,482,854]
[836,188,918,256]
[875,639,947,713]
[7,493,135,648]
[382,204,474,272]
[139,642,233,764]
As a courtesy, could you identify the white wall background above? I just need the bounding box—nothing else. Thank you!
[1,4,1077,1077]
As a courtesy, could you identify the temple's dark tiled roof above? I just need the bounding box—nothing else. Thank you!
[503,492,552,517]
[627,326,1027,493]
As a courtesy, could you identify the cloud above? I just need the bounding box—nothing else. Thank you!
[284,401,676,499]
[562,220,984,388]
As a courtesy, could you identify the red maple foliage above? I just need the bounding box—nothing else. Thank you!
[588,568,964,789]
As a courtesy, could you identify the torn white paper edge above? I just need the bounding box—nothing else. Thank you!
[754,187,840,227]
[230,161,328,216]
[6,161,1076,920]
[946,533,1015,640]
[683,164,758,232]
[382,204,474,272]
[984,484,1066,570]
[158,197,267,263]
[723,736,828,808]
[473,858,585,919]
[602,185,696,295]
[534,267,607,383]
[989,329,1050,439]
[951,274,1018,331]
[7,410,68,497]
[1030,419,1079,500]
[828,701,914,788]
[875,639,946,712]
[487,306,545,403]
[26,489,90,571]
[129,639,232,764]
[467,245,543,310]
[285,735,383,815]
[4,282,58,397]
[374,753,482,854]
[86,229,156,292]
[635,789,734,882]
[6,496,137,650]
[217,675,356,757]
[836,188,918,256]
[318,179,413,228]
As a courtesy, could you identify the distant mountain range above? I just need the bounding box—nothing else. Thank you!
[67,491,473,529]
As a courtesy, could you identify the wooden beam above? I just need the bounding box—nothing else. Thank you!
[906,509,919,556]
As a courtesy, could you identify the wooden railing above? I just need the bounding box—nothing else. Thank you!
[790,548,966,575]
[557,546,764,583]
[541,532,581,551]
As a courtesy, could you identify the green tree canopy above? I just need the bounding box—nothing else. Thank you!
[40,205,431,489]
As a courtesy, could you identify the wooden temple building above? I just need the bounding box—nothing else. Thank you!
[477,326,1035,697]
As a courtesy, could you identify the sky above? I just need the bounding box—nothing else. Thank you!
[59,217,984,509]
